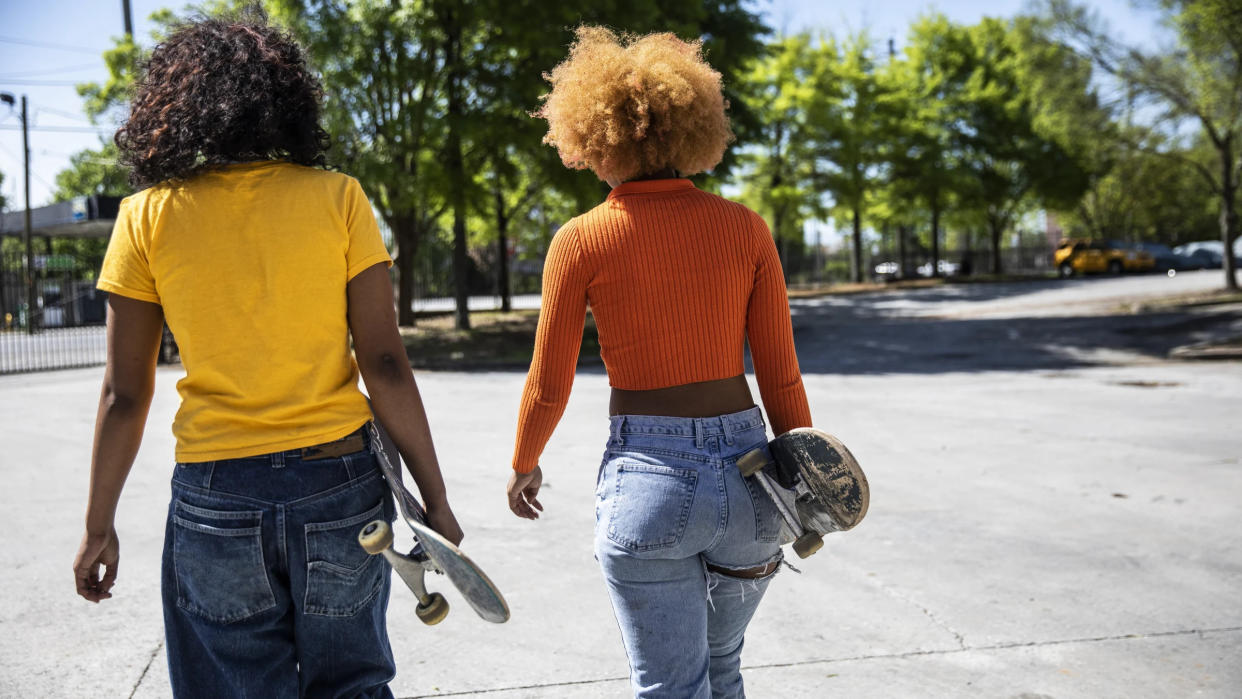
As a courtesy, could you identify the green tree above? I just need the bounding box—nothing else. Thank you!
[735,35,821,278]
[804,33,897,283]
[1049,0,1242,289]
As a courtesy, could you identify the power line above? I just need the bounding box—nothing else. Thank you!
[34,105,96,124]
[0,124,109,134]
[0,36,104,55]
[0,79,83,86]
[0,63,102,79]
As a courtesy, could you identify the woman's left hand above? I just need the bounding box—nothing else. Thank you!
[507,466,544,520]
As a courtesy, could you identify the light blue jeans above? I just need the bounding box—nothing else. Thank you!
[595,407,783,699]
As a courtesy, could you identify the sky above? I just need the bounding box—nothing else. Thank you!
[0,0,1168,210]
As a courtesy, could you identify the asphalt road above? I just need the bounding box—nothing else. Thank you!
[1,270,1239,698]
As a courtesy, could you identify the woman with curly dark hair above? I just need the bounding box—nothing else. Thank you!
[72,12,462,697]
[504,27,851,698]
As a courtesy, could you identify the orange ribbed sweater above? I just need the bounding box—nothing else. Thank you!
[512,178,812,473]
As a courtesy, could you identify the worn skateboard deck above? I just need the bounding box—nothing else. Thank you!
[738,427,869,558]
[360,420,509,624]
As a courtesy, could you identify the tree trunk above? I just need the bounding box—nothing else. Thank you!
[445,3,470,330]
[1220,138,1239,291]
[495,184,512,313]
[851,205,863,283]
[897,224,909,278]
[393,217,420,327]
[930,199,941,278]
[990,218,1003,275]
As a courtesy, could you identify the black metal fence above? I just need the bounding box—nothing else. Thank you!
[0,248,108,374]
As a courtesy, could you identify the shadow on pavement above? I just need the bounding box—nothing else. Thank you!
[781,301,1242,375]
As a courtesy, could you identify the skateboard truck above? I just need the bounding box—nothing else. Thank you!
[737,428,869,559]
[356,418,510,625]
[359,520,450,624]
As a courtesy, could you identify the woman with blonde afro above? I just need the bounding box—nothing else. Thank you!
[505,27,817,698]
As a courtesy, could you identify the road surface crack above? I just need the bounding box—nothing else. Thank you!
[127,640,163,699]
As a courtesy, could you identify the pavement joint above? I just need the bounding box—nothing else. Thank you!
[393,626,1242,697]
[127,640,163,699]
[744,625,1242,670]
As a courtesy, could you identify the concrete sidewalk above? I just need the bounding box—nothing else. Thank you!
[2,357,1239,698]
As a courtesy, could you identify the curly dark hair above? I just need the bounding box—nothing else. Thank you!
[116,9,328,188]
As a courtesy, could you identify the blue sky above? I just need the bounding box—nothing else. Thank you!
[0,0,1166,209]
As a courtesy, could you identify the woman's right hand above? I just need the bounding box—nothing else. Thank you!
[424,501,464,546]
[507,466,544,520]
[73,528,120,603]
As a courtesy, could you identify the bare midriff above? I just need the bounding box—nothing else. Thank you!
[609,375,755,418]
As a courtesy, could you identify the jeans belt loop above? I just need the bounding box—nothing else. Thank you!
[610,416,625,446]
[272,451,286,469]
[694,418,705,449]
[721,414,735,446]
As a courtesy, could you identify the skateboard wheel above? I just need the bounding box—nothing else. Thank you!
[417,592,449,625]
[792,531,823,559]
[737,449,769,478]
[358,520,394,555]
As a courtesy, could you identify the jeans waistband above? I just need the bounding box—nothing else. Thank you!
[608,406,765,446]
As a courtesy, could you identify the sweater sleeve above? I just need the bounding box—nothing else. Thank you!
[745,211,812,435]
[512,221,591,473]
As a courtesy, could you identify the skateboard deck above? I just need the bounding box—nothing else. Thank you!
[357,420,509,624]
[737,427,869,559]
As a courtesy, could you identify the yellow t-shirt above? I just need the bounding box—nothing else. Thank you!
[97,161,392,462]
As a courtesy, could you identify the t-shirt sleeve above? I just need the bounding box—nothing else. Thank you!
[344,178,393,280]
[97,195,161,304]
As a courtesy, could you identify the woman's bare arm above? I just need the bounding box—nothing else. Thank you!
[347,263,463,544]
[74,294,163,602]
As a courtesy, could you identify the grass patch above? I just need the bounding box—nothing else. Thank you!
[1121,289,1242,314]
[399,310,602,370]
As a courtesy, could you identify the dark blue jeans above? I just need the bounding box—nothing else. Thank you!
[162,442,396,698]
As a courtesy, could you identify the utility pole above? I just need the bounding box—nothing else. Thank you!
[123,0,134,37]
[1,93,35,334]
[20,96,33,335]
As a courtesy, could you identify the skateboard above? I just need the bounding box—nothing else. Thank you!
[737,427,869,559]
[356,420,510,624]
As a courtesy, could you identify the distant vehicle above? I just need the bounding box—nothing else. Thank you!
[873,261,900,281]
[916,260,959,277]
[1173,240,1238,267]
[1054,239,1154,277]
[1132,242,1202,273]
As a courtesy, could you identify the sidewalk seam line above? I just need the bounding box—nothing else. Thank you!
[396,626,1242,698]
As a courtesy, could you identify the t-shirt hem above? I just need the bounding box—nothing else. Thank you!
[174,417,372,463]
[347,253,394,281]
[96,279,161,305]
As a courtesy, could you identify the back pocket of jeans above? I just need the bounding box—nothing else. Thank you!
[607,462,698,552]
[172,501,275,624]
[304,500,387,617]
[742,474,784,543]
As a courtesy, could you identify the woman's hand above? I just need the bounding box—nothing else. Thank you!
[424,501,464,546]
[507,466,544,520]
[73,528,120,603]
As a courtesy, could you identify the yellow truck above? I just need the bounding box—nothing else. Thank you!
[1054,239,1155,277]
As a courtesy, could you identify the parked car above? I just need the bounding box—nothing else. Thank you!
[916,260,959,277]
[1173,241,1236,268]
[1054,239,1154,277]
[1132,242,1201,273]
[873,261,900,281]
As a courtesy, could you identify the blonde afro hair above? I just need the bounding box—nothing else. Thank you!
[536,26,734,183]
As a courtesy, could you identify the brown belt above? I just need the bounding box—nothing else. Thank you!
[299,425,368,461]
